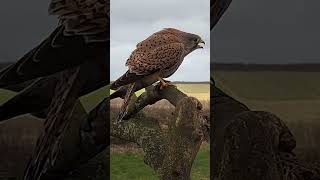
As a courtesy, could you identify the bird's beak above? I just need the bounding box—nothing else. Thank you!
[197,39,205,49]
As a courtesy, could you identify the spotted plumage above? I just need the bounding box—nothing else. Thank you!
[127,42,184,76]
[111,28,204,90]
[49,0,109,42]
[111,28,205,123]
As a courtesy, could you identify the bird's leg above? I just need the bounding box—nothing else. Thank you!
[158,77,176,89]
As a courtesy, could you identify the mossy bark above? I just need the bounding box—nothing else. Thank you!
[111,85,209,180]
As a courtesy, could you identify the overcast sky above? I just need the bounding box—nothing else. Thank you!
[1,0,319,70]
[0,0,56,62]
[111,0,210,82]
[212,0,320,64]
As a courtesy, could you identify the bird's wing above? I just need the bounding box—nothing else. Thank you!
[49,0,109,42]
[116,82,136,123]
[127,42,185,75]
[211,0,233,29]
[124,33,181,66]
[0,25,107,88]
[110,70,142,90]
[111,42,185,89]
[135,33,181,49]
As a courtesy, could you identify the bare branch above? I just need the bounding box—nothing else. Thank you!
[111,84,208,180]
[123,85,188,120]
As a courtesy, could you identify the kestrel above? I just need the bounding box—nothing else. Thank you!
[111,28,205,123]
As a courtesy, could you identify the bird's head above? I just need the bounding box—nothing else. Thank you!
[163,28,205,54]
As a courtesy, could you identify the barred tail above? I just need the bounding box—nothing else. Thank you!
[110,71,140,90]
[116,83,136,123]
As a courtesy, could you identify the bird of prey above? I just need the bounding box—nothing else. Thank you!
[0,0,109,87]
[0,0,109,179]
[111,28,205,123]
[211,0,233,29]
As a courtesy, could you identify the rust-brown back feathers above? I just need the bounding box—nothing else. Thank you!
[111,29,188,89]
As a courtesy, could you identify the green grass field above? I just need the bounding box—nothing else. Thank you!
[111,145,210,180]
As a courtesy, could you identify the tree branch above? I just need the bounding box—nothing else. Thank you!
[111,84,209,180]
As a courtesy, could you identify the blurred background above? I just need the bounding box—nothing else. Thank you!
[212,0,320,165]
[0,0,56,64]
[0,1,56,178]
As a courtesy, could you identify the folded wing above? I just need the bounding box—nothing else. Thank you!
[111,42,185,89]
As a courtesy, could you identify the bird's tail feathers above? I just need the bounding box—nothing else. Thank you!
[116,83,136,123]
[111,71,140,90]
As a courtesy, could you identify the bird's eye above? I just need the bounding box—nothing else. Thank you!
[194,38,198,43]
